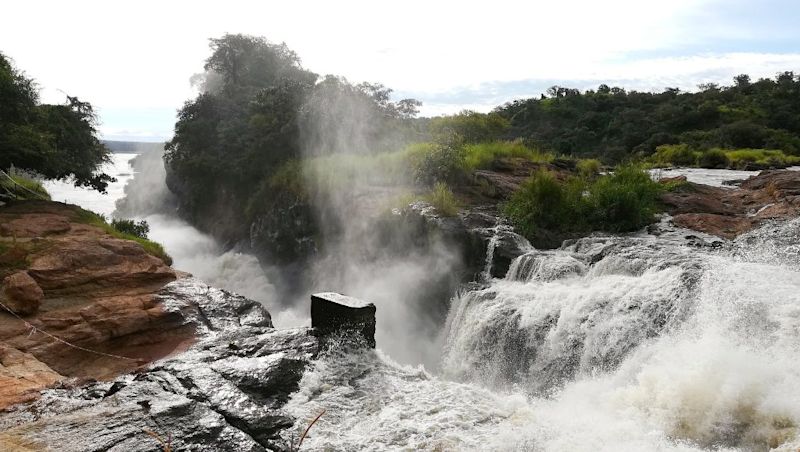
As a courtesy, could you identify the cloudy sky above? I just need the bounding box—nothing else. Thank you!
[2,0,799,141]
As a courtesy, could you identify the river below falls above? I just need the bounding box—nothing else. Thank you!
[45,155,800,451]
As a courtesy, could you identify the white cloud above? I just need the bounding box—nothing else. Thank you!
[2,0,797,137]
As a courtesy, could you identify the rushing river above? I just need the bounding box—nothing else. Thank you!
[46,155,800,451]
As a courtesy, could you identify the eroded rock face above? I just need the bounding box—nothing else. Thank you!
[660,170,800,240]
[2,271,43,315]
[0,279,319,452]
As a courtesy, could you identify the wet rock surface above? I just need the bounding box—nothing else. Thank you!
[311,292,376,348]
[0,278,318,452]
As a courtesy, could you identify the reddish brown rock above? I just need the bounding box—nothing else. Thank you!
[1,271,43,315]
[660,170,800,239]
[0,345,62,410]
[0,200,192,410]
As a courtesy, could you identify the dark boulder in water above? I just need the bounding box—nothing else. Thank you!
[311,292,376,348]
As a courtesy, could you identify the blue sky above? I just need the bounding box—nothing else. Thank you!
[2,0,799,141]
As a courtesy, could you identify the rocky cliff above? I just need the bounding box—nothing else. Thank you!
[0,200,375,451]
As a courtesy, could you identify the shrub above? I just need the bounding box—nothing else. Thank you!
[413,144,466,187]
[585,164,662,232]
[698,149,730,169]
[425,182,459,216]
[650,144,698,167]
[504,165,663,246]
[111,219,150,239]
[576,158,602,178]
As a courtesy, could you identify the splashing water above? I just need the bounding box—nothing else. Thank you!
[286,220,800,451]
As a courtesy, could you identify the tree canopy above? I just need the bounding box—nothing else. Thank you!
[496,73,800,162]
[0,52,112,192]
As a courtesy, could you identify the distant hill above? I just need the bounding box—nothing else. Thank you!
[102,140,165,154]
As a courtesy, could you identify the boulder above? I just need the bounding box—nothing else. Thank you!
[1,271,43,315]
[311,292,376,348]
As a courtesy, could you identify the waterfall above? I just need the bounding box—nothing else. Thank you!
[286,218,800,451]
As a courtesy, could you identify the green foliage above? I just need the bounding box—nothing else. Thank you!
[650,144,800,169]
[585,165,663,232]
[697,149,730,169]
[462,140,551,171]
[429,110,510,144]
[74,210,172,265]
[0,169,50,200]
[110,219,150,239]
[497,72,800,161]
[412,143,466,187]
[576,158,602,178]
[724,148,800,169]
[165,34,422,223]
[650,144,698,167]
[504,165,663,246]
[425,182,459,217]
[0,53,112,191]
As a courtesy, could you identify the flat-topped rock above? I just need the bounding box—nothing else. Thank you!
[311,292,376,348]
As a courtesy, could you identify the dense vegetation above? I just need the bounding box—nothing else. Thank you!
[0,52,113,192]
[165,34,800,249]
[504,166,664,247]
[497,74,800,163]
[164,34,422,222]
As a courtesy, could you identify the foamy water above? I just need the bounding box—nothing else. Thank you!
[286,223,800,451]
[47,155,800,450]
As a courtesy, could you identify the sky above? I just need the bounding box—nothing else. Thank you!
[2,0,799,142]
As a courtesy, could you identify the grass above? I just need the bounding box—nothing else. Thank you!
[0,169,51,200]
[649,144,800,169]
[73,210,173,265]
[425,182,459,216]
[504,165,663,246]
[462,140,552,171]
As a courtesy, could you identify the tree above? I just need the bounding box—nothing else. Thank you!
[0,52,112,192]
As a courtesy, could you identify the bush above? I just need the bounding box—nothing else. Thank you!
[413,144,465,187]
[586,164,663,232]
[504,165,663,246]
[426,182,459,217]
[111,219,150,239]
[650,144,698,167]
[698,149,730,169]
[576,158,602,178]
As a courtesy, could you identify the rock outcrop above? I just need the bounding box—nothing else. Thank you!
[1,272,43,315]
[0,201,183,410]
[311,292,376,348]
[660,170,800,239]
[0,279,318,451]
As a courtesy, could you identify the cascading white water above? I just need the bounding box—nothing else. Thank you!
[285,219,800,451]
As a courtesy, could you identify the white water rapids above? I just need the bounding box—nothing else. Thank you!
[46,156,800,451]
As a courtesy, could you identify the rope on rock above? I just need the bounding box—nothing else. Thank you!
[0,298,142,363]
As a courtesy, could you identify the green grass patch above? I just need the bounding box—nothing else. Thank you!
[649,144,800,169]
[723,148,800,169]
[424,182,459,216]
[73,210,172,265]
[462,140,552,171]
[0,170,51,200]
[504,165,663,246]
